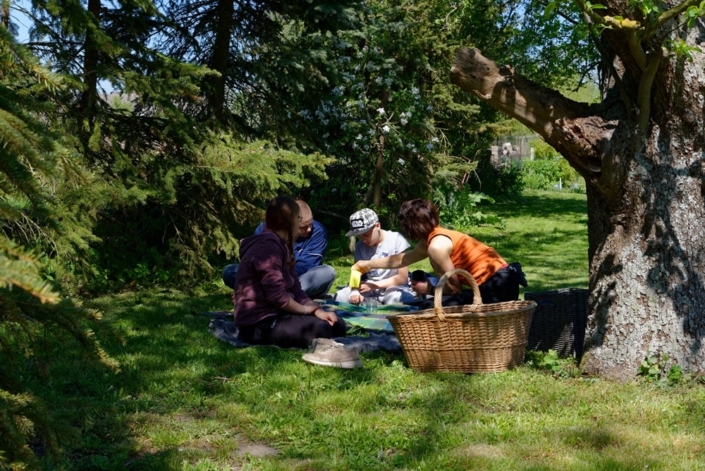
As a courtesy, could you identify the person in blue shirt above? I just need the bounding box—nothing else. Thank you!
[222,200,336,300]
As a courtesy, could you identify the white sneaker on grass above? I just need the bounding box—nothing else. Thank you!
[302,339,362,369]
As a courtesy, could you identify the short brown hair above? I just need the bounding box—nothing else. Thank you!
[398,199,439,241]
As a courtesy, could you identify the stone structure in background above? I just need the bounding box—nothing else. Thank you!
[490,135,537,167]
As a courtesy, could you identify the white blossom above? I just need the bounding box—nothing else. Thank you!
[383,125,390,133]
[377,108,385,115]
[397,158,406,165]
[356,134,363,140]
[431,137,439,142]
[412,87,419,95]
[400,118,408,126]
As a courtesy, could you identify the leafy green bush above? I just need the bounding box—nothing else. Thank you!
[521,158,579,191]
[637,353,685,385]
[432,184,504,233]
[525,349,581,378]
[467,159,525,198]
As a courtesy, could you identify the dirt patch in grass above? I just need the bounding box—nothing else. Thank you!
[234,435,279,457]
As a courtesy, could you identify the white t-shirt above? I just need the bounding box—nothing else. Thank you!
[354,230,410,282]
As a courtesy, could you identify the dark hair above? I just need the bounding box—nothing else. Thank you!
[265,196,300,267]
[398,199,439,241]
[410,270,428,282]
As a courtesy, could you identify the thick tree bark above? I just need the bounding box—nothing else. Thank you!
[450,20,705,380]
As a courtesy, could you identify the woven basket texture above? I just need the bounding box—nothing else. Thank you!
[387,268,536,373]
[524,288,588,359]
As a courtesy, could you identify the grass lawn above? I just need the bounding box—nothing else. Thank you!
[34,190,705,470]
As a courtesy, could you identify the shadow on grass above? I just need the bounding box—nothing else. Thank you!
[484,191,588,219]
[51,285,700,471]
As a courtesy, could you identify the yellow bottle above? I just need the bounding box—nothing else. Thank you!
[349,269,362,289]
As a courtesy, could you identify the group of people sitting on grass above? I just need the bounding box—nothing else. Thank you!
[222,196,527,369]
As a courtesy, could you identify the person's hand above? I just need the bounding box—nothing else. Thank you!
[314,308,337,326]
[352,261,370,274]
[360,282,380,293]
[349,289,363,305]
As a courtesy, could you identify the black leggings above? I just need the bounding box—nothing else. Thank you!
[410,263,526,309]
[237,313,347,349]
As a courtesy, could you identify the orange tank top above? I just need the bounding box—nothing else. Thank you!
[427,227,506,286]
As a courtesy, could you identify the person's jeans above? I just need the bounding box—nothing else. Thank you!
[222,263,335,300]
[298,265,336,300]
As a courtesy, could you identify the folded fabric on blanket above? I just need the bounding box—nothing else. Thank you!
[207,318,402,353]
[335,311,395,333]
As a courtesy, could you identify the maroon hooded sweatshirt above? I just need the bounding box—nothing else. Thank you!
[234,230,310,327]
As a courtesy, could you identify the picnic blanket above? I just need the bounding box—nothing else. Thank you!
[203,307,411,353]
[208,318,402,353]
[319,301,419,334]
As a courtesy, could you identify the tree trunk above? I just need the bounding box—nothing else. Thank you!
[207,0,233,121]
[450,20,705,380]
[81,0,101,127]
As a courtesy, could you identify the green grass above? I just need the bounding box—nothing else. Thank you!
[28,190,705,470]
[469,189,589,293]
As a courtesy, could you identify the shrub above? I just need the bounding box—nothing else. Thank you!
[521,158,579,190]
[467,159,525,198]
[432,184,504,233]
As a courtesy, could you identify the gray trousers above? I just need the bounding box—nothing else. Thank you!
[334,285,416,304]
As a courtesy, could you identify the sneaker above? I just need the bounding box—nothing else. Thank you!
[302,342,362,369]
[308,337,338,352]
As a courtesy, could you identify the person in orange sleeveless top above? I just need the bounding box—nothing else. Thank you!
[353,199,527,306]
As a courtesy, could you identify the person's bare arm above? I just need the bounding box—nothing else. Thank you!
[353,242,428,272]
[426,235,462,294]
[365,266,410,291]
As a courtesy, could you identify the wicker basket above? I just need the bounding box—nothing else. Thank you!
[387,268,536,373]
[524,288,588,359]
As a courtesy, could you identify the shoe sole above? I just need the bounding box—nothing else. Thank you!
[302,355,362,369]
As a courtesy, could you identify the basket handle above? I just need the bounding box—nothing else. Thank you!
[433,268,482,321]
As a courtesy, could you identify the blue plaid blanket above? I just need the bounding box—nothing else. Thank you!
[320,301,418,333]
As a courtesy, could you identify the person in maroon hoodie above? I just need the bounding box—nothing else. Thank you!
[234,196,350,352]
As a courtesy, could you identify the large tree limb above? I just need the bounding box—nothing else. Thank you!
[450,46,615,182]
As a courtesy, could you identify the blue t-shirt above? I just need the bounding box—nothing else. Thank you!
[254,220,328,276]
